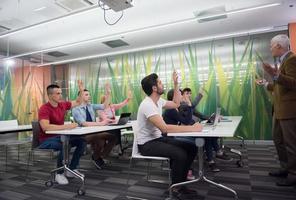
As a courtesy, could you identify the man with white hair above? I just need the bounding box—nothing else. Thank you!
[257,34,296,186]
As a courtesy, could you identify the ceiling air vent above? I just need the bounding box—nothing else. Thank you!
[102,39,129,48]
[46,51,69,57]
[55,0,96,11]
[194,6,227,23]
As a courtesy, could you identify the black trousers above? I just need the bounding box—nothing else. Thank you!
[273,116,296,175]
[138,136,197,184]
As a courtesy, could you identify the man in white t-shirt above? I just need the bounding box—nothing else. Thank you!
[137,72,203,198]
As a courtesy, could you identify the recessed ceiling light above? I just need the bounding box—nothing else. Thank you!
[5,59,15,67]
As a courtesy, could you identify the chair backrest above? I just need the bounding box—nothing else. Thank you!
[131,121,140,157]
[31,121,41,149]
[131,121,170,161]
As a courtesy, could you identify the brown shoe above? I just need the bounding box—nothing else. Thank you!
[268,169,288,177]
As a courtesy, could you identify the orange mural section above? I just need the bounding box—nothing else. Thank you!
[289,23,296,53]
[10,61,69,124]
[12,61,51,124]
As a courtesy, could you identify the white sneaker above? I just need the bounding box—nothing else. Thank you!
[65,169,85,178]
[55,174,69,185]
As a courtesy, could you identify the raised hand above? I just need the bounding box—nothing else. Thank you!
[199,86,206,96]
[105,82,111,95]
[172,70,178,86]
[127,90,132,100]
[77,80,84,92]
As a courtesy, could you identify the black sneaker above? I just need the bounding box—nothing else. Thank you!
[163,188,190,200]
[216,152,233,161]
[209,162,220,172]
[92,155,105,169]
[179,186,198,195]
[269,169,288,177]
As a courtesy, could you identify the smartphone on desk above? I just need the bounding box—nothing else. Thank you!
[220,117,232,122]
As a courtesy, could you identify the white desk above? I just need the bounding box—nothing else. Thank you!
[46,123,132,135]
[168,116,242,137]
[0,125,32,134]
[45,122,132,195]
[167,116,242,200]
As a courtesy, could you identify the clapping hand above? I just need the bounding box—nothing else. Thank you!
[255,79,267,86]
[262,62,278,77]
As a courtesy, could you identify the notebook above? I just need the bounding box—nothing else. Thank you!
[108,112,131,126]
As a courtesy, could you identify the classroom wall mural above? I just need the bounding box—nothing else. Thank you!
[0,31,285,140]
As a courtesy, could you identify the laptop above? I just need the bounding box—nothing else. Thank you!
[108,112,131,126]
[203,107,221,130]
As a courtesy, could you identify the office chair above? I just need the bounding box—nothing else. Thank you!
[25,121,56,180]
[126,121,171,186]
[0,120,30,171]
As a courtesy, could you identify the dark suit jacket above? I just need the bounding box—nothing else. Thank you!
[267,51,296,119]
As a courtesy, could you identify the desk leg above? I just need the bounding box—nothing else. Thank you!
[45,135,85,196]
[167,138,238,200]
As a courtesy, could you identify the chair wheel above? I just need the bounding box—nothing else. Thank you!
[45,180,53,187]
[77,188,85,196]
[236,160,244,167]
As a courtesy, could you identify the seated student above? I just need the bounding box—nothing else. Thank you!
[180,87,232,172]
[72,88,117,170]
[97,89,132,154]
[163,88,201,179]
[138,72,202,198]
[38,81,87,185]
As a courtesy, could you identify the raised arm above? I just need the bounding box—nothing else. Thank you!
[103,82,111,109]
[112,90,132,110]
[71,80,84,108]
[164,71,181,109]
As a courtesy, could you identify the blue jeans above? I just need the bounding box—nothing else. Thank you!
[39,136,86,173]
[205,137,220,161]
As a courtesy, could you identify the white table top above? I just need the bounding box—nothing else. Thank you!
[167,116,242,137]
[0,125,32,134]
[46,122,132,135]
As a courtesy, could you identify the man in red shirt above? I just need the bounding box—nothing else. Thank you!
[38,81,86,185]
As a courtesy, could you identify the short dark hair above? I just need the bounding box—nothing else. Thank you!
[141,73,158,96]
[167,89,174,101]
[46,84,60,95]
[167,89,182,101]
[182,87,191,94]
[77,89,89,96]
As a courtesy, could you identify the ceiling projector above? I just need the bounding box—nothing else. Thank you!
[100,0,133,12]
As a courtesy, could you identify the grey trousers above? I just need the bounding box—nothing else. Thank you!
[273,116,296,175]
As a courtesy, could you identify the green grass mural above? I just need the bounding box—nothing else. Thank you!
[1,31,283,140]
[69,32,277,140]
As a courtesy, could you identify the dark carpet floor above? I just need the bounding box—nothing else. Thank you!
[0,143,295,200]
